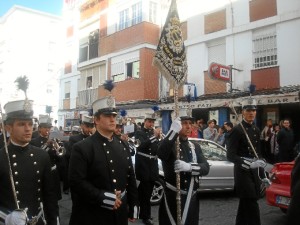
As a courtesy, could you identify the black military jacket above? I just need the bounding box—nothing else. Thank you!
[69,133,90,148]
[227,120,262,198]
[69,131,139,225]
[30,136,62,200]
[157,133,210,191]
[0,144,58,225]
[30,136,61,166]
[135,127,159,181]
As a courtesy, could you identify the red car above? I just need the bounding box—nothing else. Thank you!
[266,161,295,213]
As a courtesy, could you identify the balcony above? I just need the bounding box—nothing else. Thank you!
[77,88,98,108]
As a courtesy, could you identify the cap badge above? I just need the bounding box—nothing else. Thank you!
[106,96,114,108]
[23,99,32,113]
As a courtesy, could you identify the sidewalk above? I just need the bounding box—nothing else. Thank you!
[58,193,159,225]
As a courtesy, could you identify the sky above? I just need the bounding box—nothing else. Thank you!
[0,0,63,17]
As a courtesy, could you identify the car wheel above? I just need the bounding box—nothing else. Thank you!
[280,208,288,214]
[150,178,165,205]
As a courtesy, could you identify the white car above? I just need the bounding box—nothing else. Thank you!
[147,138,271,205]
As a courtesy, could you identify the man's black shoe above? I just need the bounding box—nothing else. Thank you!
[142,219,154,225]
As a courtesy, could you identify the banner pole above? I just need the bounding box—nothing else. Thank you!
[174,83,182,225]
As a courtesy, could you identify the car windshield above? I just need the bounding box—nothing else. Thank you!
[194,140,227,161]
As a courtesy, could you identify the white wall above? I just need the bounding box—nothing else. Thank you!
[227,31,253,91]
[277,0,300,14]
[186,0,300,95]
[277,18,300,86]
[187,42,207,95]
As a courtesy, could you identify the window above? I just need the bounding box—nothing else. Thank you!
[207,40,226,65]
[111,62,125,82]
[79,29,99,63]
[112,73,125,82]
[126,61,140,79]
[64,61,72,74]
[99,64,106,84]
[77,78,80,97]
[79,40,88,63]
[65,81,71,99]
[253,32,277,69]
[149,1,157,23]
[132,2,142,25]
[119,9,129,30]
[89,30,99,60]
[87,76,92,88]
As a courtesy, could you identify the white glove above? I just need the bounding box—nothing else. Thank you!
[250,159,267,169]
[170,117,182,133]
[174,160,191,172]
[5,209,28,225]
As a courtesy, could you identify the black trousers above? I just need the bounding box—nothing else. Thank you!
[236,198,260,225]
[138,180,155,220]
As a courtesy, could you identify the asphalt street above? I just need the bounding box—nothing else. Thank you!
[59,191,287,225]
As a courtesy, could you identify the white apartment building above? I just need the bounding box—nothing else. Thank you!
[161,0,300,132]
[0,6,62,122]
[57,0,300,137]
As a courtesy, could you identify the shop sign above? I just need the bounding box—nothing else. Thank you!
[256,95,299,105]
[208,62,230,81]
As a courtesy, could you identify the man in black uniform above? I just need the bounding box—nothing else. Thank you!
[69,96,139,225]
[114,121,135,156]
[68,115,94,151]
[30,115,62,201]
[135,113,161,225]
[227,98,267,225]
[157,115,210,225]
[64,115,94,194]
[0,99,59,225]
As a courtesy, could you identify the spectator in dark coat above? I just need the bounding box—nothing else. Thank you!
[277,119,295,162]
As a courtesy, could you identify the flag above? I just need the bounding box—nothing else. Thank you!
[153,0,187,86]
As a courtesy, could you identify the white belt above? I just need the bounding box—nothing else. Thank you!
[137,152,157,159]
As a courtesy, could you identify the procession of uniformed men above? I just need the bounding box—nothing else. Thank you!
[0,79,279,225]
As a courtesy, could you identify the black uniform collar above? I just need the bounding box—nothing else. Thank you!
[242,119,254,127]
[95,130,114,142]
[142,127,153,132]
[179,137,189,143]
[9,142,30,151]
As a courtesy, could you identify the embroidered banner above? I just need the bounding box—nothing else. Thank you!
[153,0,187,86]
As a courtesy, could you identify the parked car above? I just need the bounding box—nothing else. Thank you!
[266,161,294,213]
[145,138,272,205]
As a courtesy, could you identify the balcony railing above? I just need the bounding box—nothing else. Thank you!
[77,88,98,108]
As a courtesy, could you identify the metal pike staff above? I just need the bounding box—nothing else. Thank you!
[153,0,188,224]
